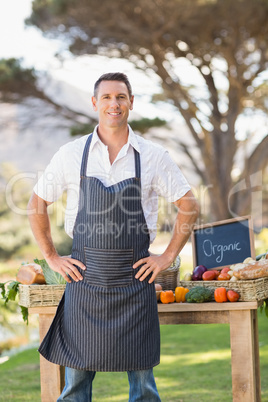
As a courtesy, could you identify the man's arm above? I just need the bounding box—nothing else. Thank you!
[133,190,199,284]
[27,192,85,283]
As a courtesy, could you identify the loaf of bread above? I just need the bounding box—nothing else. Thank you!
[16,263,46,285]
[233,259,268,280]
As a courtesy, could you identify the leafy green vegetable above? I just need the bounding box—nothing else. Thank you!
[1,257,66,325]
[0,280,28,324]
[20,305,29,324]
[259,298,268,318]
[185,286,213,303]
[0,282,6,298]
[34,258,66,285]
[5,281,20,303]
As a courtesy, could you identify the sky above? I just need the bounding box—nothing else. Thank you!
[0,0,61,66]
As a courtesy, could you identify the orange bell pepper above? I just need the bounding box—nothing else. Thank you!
[160,290,175,304]
[175,286,189,303]
[214,287,228,302]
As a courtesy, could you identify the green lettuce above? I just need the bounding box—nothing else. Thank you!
[34,258,66,285]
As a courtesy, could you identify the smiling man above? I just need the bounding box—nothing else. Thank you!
[93,79,134,131]
[28,72,199,401]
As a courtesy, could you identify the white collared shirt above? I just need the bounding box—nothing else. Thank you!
[34,126,191,242]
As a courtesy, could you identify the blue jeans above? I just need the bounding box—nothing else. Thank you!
[57,367,161,401]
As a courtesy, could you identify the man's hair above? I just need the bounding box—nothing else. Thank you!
[93,72,132,98]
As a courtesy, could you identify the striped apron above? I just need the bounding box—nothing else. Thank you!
[38,134,160,372]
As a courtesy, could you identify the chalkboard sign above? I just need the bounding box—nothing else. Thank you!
[191,216,255,270]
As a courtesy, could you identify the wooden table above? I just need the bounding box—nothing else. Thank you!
[29,301,261,402]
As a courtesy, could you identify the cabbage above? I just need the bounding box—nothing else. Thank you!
[34,258,66,285]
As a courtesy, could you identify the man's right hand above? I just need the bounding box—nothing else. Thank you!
[46,255,86,283]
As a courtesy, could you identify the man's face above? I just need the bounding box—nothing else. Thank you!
[92,80,134,129]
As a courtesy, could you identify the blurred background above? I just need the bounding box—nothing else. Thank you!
[0,0,268,386]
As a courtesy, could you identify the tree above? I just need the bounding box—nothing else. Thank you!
[0,58,37,99]
[0,58,166,145]
[28,0,268,221]
[0,57,94,124]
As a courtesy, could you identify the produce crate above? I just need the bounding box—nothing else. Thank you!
[177,277,268,302]
[19,284,66,307]
[156,256,181,291]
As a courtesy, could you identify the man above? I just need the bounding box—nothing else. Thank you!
[28,72,199,401]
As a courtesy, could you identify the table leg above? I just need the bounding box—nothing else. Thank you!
[229,309,261,402]
[253,310,261,401]
[39,314,65,402]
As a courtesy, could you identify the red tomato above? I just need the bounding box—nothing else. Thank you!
[214,287,228,302]
[221,267,231,274]
[227,290,240,302]
[217,272,231,281]
[212,270,220,278]
[202,270,217,281]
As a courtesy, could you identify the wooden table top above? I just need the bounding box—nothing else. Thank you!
[157,301,258,312]
[28,301,258,315]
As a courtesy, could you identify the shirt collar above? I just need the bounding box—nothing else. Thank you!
[90,125,140,154]
[90,127,102,151]
[127,125,140,153]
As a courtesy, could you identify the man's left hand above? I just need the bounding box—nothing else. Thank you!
[133,254,173,284]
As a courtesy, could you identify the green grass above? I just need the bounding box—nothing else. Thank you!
[0,348,40,401]
[0,312,268,401]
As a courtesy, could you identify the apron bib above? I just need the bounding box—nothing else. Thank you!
[39,134,160,371]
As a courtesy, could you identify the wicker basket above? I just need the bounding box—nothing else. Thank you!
[19,257,181,307]
[177,277,268,302]
[19,284,66,307]
[156,256,181,291]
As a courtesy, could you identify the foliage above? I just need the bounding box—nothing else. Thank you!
[28,0,268,221]
[0,257,67,324]
[0,58,38,100]
[70,122,96,136]
[0,58,92,125]
[0,280,28,324]
[130,117,167,134]
[0,58,36,88]
[70,117,167,136]
[0,259,66,328]
[260,299,268,318]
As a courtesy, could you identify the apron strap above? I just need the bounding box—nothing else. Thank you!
[80,134,93,177]
[134,149,141,180]
[80,133,141,180]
